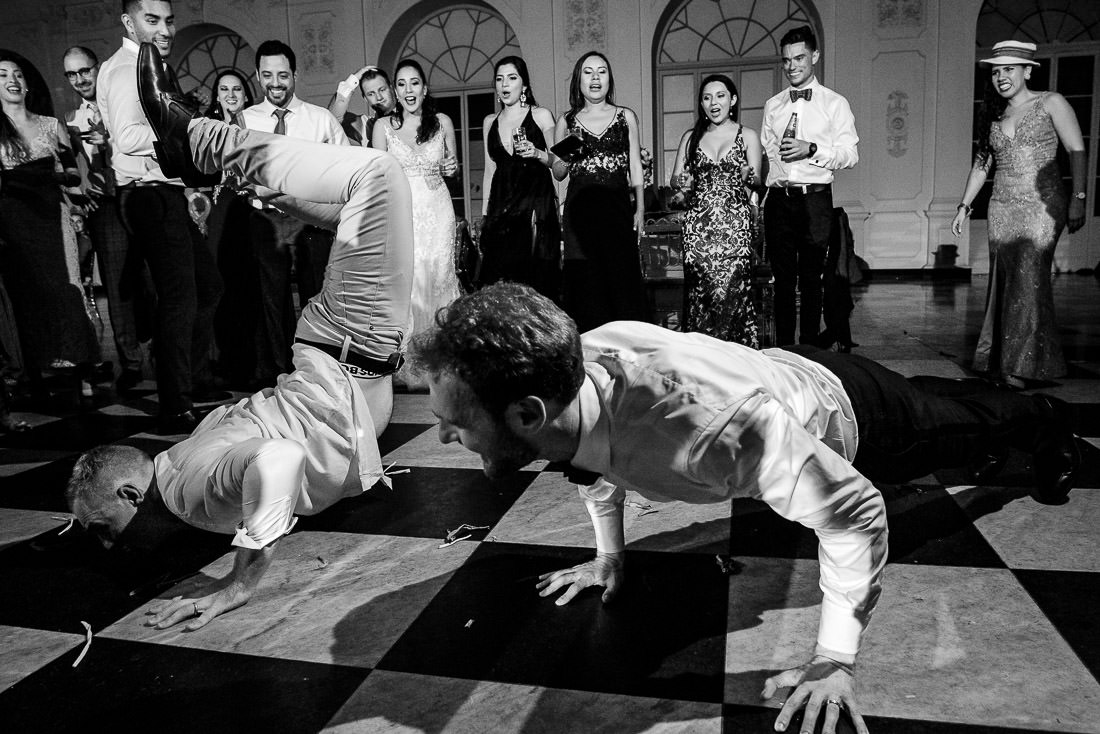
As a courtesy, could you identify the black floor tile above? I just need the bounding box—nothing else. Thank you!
[1013,568,1100,681]
[378,542,730,703]
[0,456,80,511]
[295,466,538,538]
[722,704,1072,733]
[0,638,370,734]
[377,422,434,457]
[878,485,1008,567]
[0,524,228,633]
[0,412,156,452]
[727,485,1007,568]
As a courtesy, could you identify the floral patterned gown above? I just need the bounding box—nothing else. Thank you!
[383,121,460,387]
[974,93,1066,380]
[681,127,759,348]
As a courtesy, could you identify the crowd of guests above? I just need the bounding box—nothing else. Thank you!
[0,1,1087,436]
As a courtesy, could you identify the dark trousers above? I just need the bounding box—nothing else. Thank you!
[764,187,834,346]
[250,209,333,382]
[793,346,1052,483]
[89,198,144,372]
[119,185,222,413]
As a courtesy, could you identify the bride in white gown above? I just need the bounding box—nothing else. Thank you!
[373,58,461,389]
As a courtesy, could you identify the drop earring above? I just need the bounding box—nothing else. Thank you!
[520,88,528,107]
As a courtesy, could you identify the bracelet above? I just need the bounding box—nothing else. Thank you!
[811,654,855,677]
[957,202,972,216]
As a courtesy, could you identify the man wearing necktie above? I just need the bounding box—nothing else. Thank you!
[61,45,147,394]
[97,0,224,434]
[761,25,859,348]
[240,40,350,389]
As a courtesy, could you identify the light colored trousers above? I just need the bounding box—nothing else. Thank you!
[188,118,414,434]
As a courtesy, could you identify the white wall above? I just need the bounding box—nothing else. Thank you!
[0,0,992,271]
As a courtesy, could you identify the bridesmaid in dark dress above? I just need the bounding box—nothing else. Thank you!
[479,56,561,301]
[670,74,763,347]
[551,51,648,332]
[951,41,1086,388]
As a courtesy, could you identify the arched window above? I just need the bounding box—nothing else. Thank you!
[653,0,821,183]
[971,1,1100,270]
[171,27,257,103]
[392,5,521,218]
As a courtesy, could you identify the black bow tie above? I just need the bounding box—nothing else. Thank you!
[790,88,812,103]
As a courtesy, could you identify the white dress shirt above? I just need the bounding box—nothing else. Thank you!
[240,95,350,144]
[155,344,384,549]
[572,321,887,657]
[97,37,181,187]
[761,77,859,187]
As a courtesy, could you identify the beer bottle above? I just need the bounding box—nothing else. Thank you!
[782,112,799,140]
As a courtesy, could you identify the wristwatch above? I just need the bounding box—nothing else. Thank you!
[1073,191,1086,200]
[808,142,818,157]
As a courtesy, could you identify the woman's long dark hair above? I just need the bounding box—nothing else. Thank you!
[204,69,254,122]
[975,75,1009,168]
[686,74,739,173]
[566,50,615,120]
[391,58,440,145]
[0,54,32,164]
[494,55,538,108]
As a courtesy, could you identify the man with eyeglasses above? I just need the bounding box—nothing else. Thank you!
[62,45,147,394]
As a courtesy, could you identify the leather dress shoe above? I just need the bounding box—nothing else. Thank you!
[157,409,201,436]
[136,42,219,187]
[1031,394,1081,503]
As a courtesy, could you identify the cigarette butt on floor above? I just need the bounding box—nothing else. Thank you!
[316,556,328,569]
[72,621,93,668]
[465,619,474,629]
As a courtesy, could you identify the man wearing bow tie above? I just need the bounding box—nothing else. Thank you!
[762,25,859,348]
[62,46,147,394]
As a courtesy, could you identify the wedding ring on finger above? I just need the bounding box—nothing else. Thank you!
[192,602,199,617]
[826,698,843,708]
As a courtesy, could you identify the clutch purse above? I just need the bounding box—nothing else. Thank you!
[550,134,584,162]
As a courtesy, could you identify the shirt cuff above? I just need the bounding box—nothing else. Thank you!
[231,516,298,550]
[816,596,865,656]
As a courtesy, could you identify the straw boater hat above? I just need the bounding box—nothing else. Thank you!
[980,40,1041,66]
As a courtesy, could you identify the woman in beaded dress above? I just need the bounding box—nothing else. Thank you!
[670,74,763,347]
[952,41,1086,388]
[479,56,561,301]
[0,55,97,401]
[373,59,460,389]
[551,51,648,332]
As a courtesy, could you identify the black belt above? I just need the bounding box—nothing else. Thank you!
[294,338,405,377]
[773,183,831,196]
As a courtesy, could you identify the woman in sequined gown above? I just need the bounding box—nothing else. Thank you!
[952,43,1086,387]
[479,56,561,301]
[551,51,648,332]
[670,74,763,347]
[373,59,461,388]
[0,55,98,394]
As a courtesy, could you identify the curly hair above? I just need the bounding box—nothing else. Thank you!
[407,283,586,418]
[65,445,151,511]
